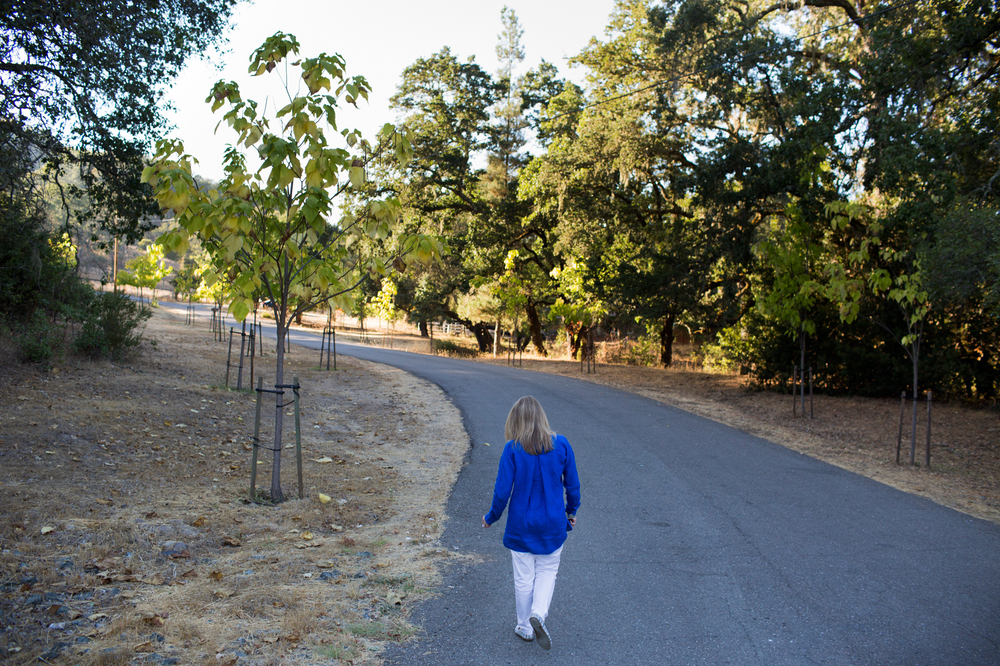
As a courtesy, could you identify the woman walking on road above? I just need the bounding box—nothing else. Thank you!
[483,396,581,651]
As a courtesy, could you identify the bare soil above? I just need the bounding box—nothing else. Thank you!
[1,308,998,666]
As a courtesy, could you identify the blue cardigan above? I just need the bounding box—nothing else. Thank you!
[485,434,581,555]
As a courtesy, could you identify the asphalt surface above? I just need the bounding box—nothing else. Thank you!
[163,304,1000,665]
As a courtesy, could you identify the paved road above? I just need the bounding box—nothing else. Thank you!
[162,304,1000,665]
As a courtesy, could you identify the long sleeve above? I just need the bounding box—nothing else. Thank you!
[563,439,581,517]
[485,442,516,526]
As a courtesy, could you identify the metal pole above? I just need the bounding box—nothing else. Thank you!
[926,391,932,468]
[793,366,798,417]
[809,366,814,419]
[896,391,906,465]
[250,377,264,501]
[225,328,234,388]
[293,376,303,500]
[800,365,806,418]
[237,322,246,390]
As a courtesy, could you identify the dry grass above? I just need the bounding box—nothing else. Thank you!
[0,307,467,665]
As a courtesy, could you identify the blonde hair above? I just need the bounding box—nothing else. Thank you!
[505,396,555,455]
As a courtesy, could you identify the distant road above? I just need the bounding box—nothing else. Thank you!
[160,302,1000,665]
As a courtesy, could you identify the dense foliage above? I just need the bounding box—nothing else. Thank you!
[1,0,240,244]
[389,1,1000,399]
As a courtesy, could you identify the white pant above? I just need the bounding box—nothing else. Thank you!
[511,546,563,634]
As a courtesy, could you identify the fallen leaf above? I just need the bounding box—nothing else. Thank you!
[88,613,108,621]
[181,569,198,578]
[191,516,207,527]
[313,456,333,464]
[209,571,223,581]
[302,531,313,540]
[221,536,241,547]
[212,589,232,599]
[40,526,56,535]
[318,493,331,504]
[140,612,166,626]
[134,641,156,652]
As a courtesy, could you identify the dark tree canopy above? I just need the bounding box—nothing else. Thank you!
[0,0,240,242]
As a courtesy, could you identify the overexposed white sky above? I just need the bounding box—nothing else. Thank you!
[163,0,616,181]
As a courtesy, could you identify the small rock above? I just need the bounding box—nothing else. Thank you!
[160,541,190,558]
[357,551,373,559]
[39,641,70,661]
[319,571,341,581]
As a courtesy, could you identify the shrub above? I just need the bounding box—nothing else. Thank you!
[434,338,478,357]
[597,336,659,366]
[74,292,152,360]
[15,310,65,364]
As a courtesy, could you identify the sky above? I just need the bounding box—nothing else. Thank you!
[163,0,617,181]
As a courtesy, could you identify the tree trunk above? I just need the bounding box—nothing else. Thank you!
[493,318,501,357]
[271,314,286,503]
[525,301,547,356]
[419,319,428,337]
[659,313,676,367]
[443,309,493,352]
[565,321,581,359]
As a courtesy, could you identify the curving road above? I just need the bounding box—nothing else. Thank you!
[163,304,1000,665]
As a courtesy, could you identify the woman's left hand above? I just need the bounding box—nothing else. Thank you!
[482,516,490,528]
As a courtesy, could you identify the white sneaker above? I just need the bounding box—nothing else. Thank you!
[514,626,534,641]
[529,614,550,650]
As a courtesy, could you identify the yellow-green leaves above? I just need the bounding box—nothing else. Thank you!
[144,33,442,339]
[349,164,365,190]
[250,33,301,76]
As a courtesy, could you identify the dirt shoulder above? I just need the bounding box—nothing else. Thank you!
[475,356,1000,525]
[0,308,467,665]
